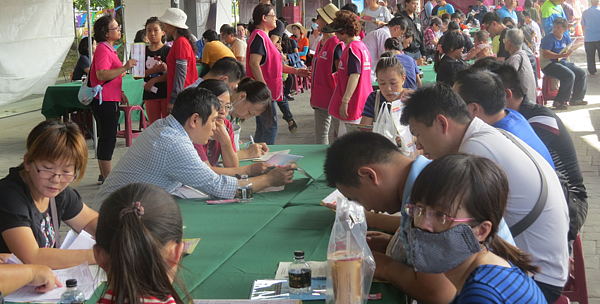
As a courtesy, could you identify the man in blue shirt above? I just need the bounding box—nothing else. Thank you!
[540,17,587,109]
[323,131,515,304]
[582,0,600,75]
[496,0,518,24]
[453,69,555,168]
[473,0,489,23]
[433,0,455,16]
[95,87,295,204]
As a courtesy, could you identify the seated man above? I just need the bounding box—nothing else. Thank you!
[452,69,555,168]
[490,63,588,245]
[540,17,588,109]
[200,29,236,68]
[323,131,515,303]
[220,25,247,69]
[95,87,295,204]
[189,57,245,91]
[400,83,570,304]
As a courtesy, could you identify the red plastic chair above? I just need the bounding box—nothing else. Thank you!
[542,76,559,104]
[535,56,541,83]
[553,295,571,304]
[116,105,147,147]
[536,90,545,105]
[562,234,588,304]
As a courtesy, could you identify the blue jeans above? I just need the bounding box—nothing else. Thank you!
[542,60,587,104]
[254,100,278,145]
[277,96,294,122]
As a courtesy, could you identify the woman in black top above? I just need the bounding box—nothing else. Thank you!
[71,37,96,81]
[435,31,469,86]
[0,121,98,269]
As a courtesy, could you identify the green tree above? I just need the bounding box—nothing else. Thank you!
[73,0,114,11]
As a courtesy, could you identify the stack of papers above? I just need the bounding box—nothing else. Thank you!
[172,185,209,199]
[245,150,291,162]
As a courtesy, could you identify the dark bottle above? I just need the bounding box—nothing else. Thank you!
[288,250,311,295]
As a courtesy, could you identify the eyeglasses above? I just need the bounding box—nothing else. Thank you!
[405,204,475,227]
[265,14,277,19]
[34,163,77,182]
[109,25,122,31]
[220,103,232,110]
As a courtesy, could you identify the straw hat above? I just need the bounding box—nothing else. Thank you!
[317,3,339,24]
[159,8,188,29]
[286,22,307,35]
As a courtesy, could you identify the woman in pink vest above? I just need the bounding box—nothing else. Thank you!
[246,3,311,145]
[324,10,374,139]
[311,3,345,144]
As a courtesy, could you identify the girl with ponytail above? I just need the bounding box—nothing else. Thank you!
[94,183,189,304]
[404,154,547,303]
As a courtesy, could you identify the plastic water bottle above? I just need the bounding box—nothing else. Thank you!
[288,250,311,296]
[59,279,85,304]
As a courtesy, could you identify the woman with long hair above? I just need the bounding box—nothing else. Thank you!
[159,8,199,114]
[246,3,310,145]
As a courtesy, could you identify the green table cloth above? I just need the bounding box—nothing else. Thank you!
[41,75,145,122]
[372,62,436,88]
[288,176,333,207]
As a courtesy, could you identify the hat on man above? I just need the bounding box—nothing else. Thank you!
[269,19,285,38]
[430,16,443,27]
[159,8,188,29]
[286,22,307,35]
[317,3,339,24]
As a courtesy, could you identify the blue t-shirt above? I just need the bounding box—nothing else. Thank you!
[362,91,390,118]
[452,263,547,304]
[395,54,420,90]
[496,6,518,24]
[582,6,600,42]
[437,3,455,15]
[541,32,571,64]
[493,109,555,169]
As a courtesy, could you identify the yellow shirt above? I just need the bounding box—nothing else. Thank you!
[492,35,501,55]
[201,41,236,68]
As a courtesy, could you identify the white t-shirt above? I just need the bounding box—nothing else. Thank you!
[229,38,247,60]
[506,50,537,100]
[459,117,569,288]
[362,6,393,34]
[363,26,392,83]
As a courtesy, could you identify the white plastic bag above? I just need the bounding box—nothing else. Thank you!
[326,198,375,304]
[390,101,418,158]
[373,101,397,145]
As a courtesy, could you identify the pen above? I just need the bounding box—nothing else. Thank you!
[250,135,255,145]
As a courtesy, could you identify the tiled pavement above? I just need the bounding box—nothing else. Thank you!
[0,47,598,302]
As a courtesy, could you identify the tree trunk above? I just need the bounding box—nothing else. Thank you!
[114,0,125,61]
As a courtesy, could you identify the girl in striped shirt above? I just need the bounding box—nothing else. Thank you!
[94,183,188,304]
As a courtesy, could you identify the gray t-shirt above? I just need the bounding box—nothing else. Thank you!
[362,6,393,34]
[506,50,537,100]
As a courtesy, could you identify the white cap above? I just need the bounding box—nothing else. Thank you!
[159,8,188,29]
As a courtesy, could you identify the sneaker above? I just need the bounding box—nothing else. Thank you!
[553,102,568,110]
[97,175,104,185]
[286,94,295,101]
[569,100,588,106]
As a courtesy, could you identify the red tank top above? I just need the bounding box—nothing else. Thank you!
[311,36,344,110]
[246,29,283,101]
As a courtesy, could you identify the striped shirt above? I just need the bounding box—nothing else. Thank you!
[98,289,177,304]
[453,263,547,304]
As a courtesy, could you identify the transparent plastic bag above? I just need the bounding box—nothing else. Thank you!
[326,198,376,304]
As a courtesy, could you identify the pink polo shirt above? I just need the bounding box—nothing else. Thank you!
[89,41,123,102]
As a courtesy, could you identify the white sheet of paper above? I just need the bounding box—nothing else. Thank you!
[322,189,344,205]
[67,230,96,250]
[5,253,23,264]
[131,43,146,78]
[171,185,209,199]
[258,186,285,193]
[60,229,77,249]
[266,154,303,166]
[274,261,328,280]
[4,262,97,302]
[248,149,291,162]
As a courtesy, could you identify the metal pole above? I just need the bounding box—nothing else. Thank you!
[86,0,98,159]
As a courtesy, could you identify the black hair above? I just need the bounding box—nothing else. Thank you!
[554,17,568,29]
[197,79,231,99]
[78,37,94,56]
[403,28,415,40]
[235,77,273,120]
[400,83,472,126]
[220,24,236,36]
[451,12,461,19]
[171,87,221,126]
[249,3,274,33]
[522,10,531,18]
[324,132,401,188]
[384,37,403,52]
[281,33,295,54]
[209,57,245,82]
[376,52,406,77]
[524,0,533,8]
[481,11,501,26]
[474,30,489,43]
[96,183,189,304]
[441,31,465,53]
[411,154,540,274]
[176,27,199,54]
[145,17,166,43]
[388,16,409,30]
[471,56,504,71]
[134,29,147,43]
[502,16,516,26]
[453,69,507,115]
[447,20,461,31]
[492,64,526,99]
[93,15,115,43]
[340,3,359,15]
[203,29,219,42]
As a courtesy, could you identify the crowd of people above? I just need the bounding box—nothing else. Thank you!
[0,0,598,303]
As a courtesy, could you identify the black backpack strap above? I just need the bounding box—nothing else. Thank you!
[497,129,548,238]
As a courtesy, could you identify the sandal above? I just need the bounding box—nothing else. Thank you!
[288,120,298,133]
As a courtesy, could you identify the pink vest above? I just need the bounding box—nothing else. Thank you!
[246,29,283,101]
[328,40,373,121]
[310,36,344,110]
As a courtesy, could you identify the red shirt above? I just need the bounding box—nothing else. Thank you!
[90,42,123,102]
[97,289,177,304]
[166,36,198,101]
[193,119,236,166]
